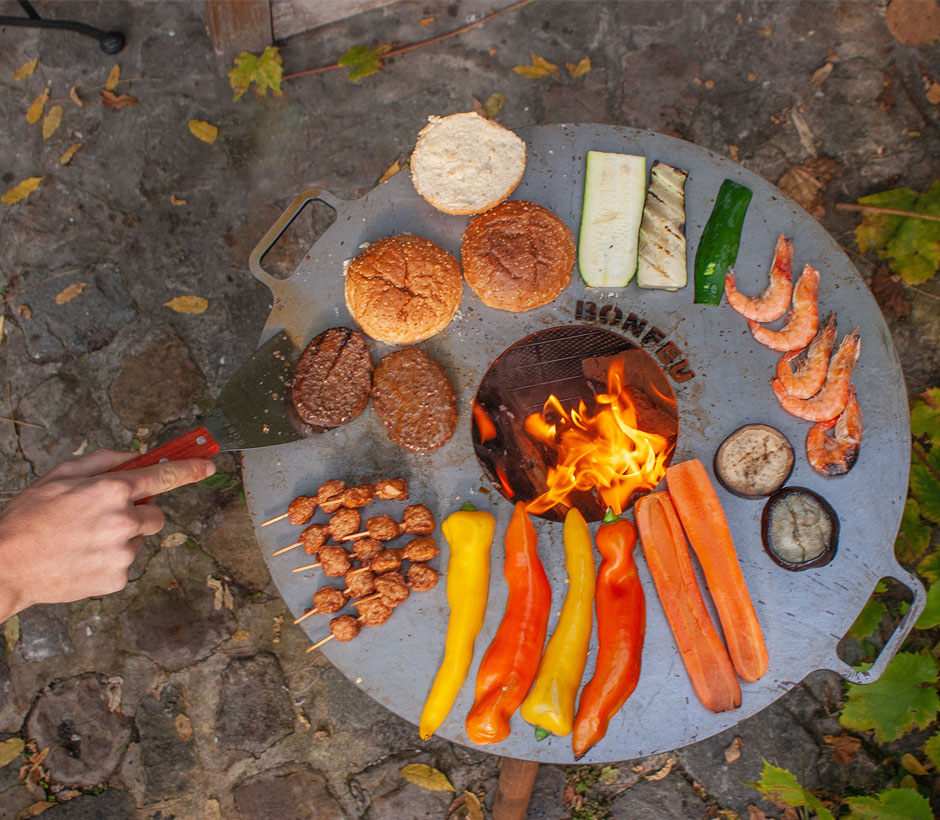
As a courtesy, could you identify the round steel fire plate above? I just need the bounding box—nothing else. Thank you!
[242,124,920,764]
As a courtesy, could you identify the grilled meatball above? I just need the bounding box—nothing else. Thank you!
[317,479,347,514]
[352,536,383,564]
[330,614,361,642]
[358,598,393,626]
[343,484,375,508]
[319,546,352,577]
[366,514,402,541]
[312,585,347,614]
[287,495,317,526]
[406,563,439,592]
[402,504,435,535]
[375,572,410,606]
[300,524,330,555]
[375,478,409,500]
[329,508,361,540]
[345,567,375,598]
[371,548,403,574]
[403,536,439,563]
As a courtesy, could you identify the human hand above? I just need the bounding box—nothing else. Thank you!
[0,449,216,620]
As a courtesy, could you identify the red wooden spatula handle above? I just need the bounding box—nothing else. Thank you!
[110,426,222,473]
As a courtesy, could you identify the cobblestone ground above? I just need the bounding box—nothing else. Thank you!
[1,2,939,818]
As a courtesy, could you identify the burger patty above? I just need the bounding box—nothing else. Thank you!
[372,348,458,453]
[291,327,373,428]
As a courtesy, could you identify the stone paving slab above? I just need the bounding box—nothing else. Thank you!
[1,1,939,818]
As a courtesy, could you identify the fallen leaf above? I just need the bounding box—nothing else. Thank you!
[272,614,283,643]
[17,306,31,320]
[16,802,55,819]
[446,790,483,820]
[727,144,740,162]
[513,52,559,79]
[41,105,63,140]
[420,16,435,26]
[747,72,757,82]
[645,755,677,781]
[401,763,455,792]
[26,88,49,124]
[886,0,940,46]
[229,45,284,100]
[901,752,930,776]
[223,585,234,610]
[174,713,193,741]
[105,676,123,712]
[59,142,83,165]
[746,807,769,820]
[483,92,506,118]
[69,83,83,107]
[54,282,86,305]
[160,532,188,548]
[705,79,715,89]
[0,738,24,768]
[790,108,817,156]
[811,62,834,85]
[756,25,773,36]
[928,82,940,105]
[869,266,911,319]
[717,811,740,820]
[4,616,20,650]
[724,736,744,763]
[823,731,863,764]
[2,177,44,205]
[878,72,896,111]
[188,119,218,144]
[489,46,498,56]
[378,159,401,185]
[777,156,838,219]
[231,629,251,642]
[170,194,186,206]
[203,799,222,820]
[13,58,38,81]
[105,64,120,91]
[207,576,224,610]
[338,44,391,83]
[0,315,5,343]
[101,89,138,110]
[164,295,208,314]
[598,766,619,785]
[566,56,591,78]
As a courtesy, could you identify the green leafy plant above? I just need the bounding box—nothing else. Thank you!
[228,45,284,101]
[338,44,392,82]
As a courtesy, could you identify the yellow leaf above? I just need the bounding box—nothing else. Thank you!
[0,738,24,768]
[811,63,834,86]
[26,88,49,124]
[513,52,558,79]
[231,629,251,642]
[164,295,208,314]
[13,58,38,81]
[59,142,83,165]
[42,105,62,141]
[100,89,137,110]
[16,802,55,819]
[483,92,506,118]
[170,194,186,206]
[160,532,188,548]
[174,713,193,741]
[401,763,455,792]
[377,159,401,185]
[927,82,940,105]
[566,56,591,78]
[188,120,219,144]
[2,177,44,205]
[3,616,19,651]
[55,282,86,305]
[901,752,929,776]
[69,83,83,107]
[105,64,120,91]
[18,305,32,320]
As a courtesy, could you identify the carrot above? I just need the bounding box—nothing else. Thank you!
[665,458,769,682]
[635,492,741,713]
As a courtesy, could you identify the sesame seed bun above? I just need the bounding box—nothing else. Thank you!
[344,235,463,345]
[410,112,526,215]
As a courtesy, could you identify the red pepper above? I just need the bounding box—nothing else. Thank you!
[465,502,551,744]
[571,514,646,759]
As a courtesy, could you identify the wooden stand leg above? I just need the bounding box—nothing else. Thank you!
[492,758,539,820]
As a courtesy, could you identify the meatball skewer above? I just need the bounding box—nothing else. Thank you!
[260,478,408,527]
[293,585,348,624]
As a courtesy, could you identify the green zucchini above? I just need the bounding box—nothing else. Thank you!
[694,178,753,305]
[637,161,689,290]
[578,151,646,287]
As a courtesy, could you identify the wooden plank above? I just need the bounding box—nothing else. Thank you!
[205,0,273,74]
[492,758,539,820]
[271,0,397,40]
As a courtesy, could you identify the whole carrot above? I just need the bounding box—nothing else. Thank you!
[571,512,645,759]
[635,492,741,713]
[465,502,551,744]
[665,458,768,682]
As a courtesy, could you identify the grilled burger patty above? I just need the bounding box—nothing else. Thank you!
[372,348,458,452]
[291,327,373,428]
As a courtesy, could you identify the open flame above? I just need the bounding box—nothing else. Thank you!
[524,357,672,516]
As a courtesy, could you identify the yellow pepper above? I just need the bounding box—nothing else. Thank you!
[520,507,596,737]
[419,503,495,740]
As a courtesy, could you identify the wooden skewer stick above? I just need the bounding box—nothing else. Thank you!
[351,593,380,607]
[261,512,289,527]
[272,541,302,556]
[294,607,323,625]
[340,531,370,542]
[292,562,321,573]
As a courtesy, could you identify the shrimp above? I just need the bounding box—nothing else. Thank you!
[726,234,793,322]
[806,385,862,476]
[748,264,820,352]
[771,329,860,421]
[775,312,838,399]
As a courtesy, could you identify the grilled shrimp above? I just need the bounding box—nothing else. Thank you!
[806,385,862,476]
[775,312,838,399]
[726,234,793,322]
[772,329,860,421]
[748,264,820,352]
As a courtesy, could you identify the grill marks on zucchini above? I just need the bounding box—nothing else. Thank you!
[637,162,689,290]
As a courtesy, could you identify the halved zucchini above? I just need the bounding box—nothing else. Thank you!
[578,151,646,287]
[637,161,688,290]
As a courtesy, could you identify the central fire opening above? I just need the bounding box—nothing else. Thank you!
[473,326,679,522]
